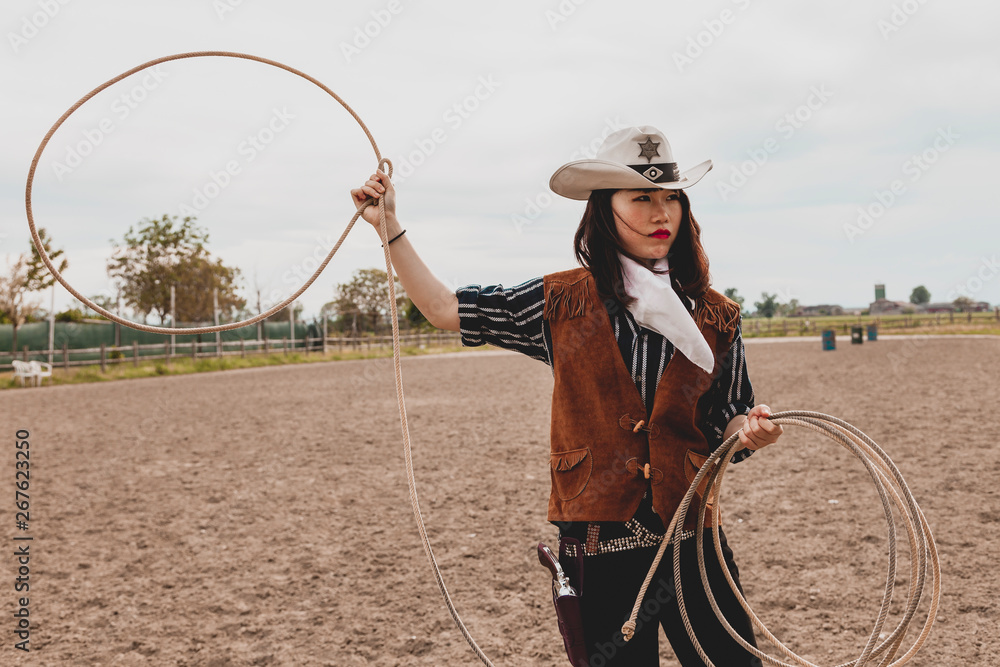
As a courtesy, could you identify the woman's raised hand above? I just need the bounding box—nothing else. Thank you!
[350,169,397,230]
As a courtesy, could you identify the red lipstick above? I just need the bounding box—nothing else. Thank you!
[650,230,671,239]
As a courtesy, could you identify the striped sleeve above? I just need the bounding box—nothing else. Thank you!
[455,277,551,364]
[702,321,756,463]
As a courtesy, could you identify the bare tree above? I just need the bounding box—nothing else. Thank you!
[952,296,975,313]
[0,255,42,356]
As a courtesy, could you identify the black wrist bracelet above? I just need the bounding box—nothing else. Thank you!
[383,229,406,247]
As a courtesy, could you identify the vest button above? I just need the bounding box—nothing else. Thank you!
[619,414,654,434]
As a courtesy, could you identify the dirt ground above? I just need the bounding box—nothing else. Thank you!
[4,337,998,666]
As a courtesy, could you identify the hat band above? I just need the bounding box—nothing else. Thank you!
[627,162,680,184]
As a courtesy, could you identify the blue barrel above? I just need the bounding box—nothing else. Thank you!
[851,325,864,344]
[867,324,878,341]
[822,329,836,351]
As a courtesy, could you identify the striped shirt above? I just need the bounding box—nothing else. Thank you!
[457,276,754,453]
[457,276,755,550]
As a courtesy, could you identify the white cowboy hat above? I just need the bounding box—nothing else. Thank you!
[549,126,712,200]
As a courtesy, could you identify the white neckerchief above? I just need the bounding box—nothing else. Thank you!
[619,253,715,374]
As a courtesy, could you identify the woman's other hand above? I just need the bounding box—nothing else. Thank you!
[738,404,783,451]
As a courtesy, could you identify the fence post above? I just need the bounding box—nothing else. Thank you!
[62,342,69,371]
[304,337,310,355]
[240,339,246,359]
[264,337,270,355]
[133,340,139,367]
[22,345,29,362]
[100,343,106,373]
[283,337,288,356]
[191,339,197,361]
[164,342,170,365]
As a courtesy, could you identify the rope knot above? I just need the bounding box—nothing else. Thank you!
[378,156,394,178]
[621,621,636,642]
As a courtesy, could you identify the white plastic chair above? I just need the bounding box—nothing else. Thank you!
[11,360,51,387]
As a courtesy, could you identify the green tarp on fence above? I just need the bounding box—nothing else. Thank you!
[1,320,319,365]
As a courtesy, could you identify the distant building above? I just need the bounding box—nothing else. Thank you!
[875,284,886,301]
[921,302,955,313]
[917,301,991,313]
[797,304,844,316]
[869,298,913,315]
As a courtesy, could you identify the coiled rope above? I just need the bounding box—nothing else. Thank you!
[26,53,939,667]
[621,411,941,667]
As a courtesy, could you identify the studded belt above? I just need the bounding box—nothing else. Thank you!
[560,519,696,558]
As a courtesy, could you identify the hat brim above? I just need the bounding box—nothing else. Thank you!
[549,159,713,201]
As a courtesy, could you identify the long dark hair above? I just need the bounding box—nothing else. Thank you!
[573,188,712,307]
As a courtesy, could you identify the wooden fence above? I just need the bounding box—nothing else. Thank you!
[745,308,1000,337]
[2,331,463,373]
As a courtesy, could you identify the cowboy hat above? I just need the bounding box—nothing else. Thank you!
[549,126,712,200]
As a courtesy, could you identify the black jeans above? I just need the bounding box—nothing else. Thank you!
[577,529,762,667]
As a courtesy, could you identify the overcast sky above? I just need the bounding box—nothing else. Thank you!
[2,0,998,322]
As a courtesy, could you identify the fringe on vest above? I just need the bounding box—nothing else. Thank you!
[693,289,742,336]
[543,273,593,321]
[543,268,741,336]
[551,449,589,472]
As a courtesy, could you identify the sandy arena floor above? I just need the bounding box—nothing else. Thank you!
[4,337,998,666]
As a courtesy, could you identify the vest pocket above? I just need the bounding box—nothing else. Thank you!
[549,447,593,501]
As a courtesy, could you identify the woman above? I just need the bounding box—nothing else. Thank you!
[351,126,782,667]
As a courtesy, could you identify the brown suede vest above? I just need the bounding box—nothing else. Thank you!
[542,267,741,531]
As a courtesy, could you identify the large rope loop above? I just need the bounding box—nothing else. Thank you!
[25,50,382,336]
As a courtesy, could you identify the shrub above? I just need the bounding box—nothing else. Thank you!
[55,308,85,322]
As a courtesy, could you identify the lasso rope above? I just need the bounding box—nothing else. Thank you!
[25,51,497,666]
[621,411,941,667]
[26,53,940,667]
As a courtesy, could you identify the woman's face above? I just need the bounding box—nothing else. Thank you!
[610,188,683,264]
